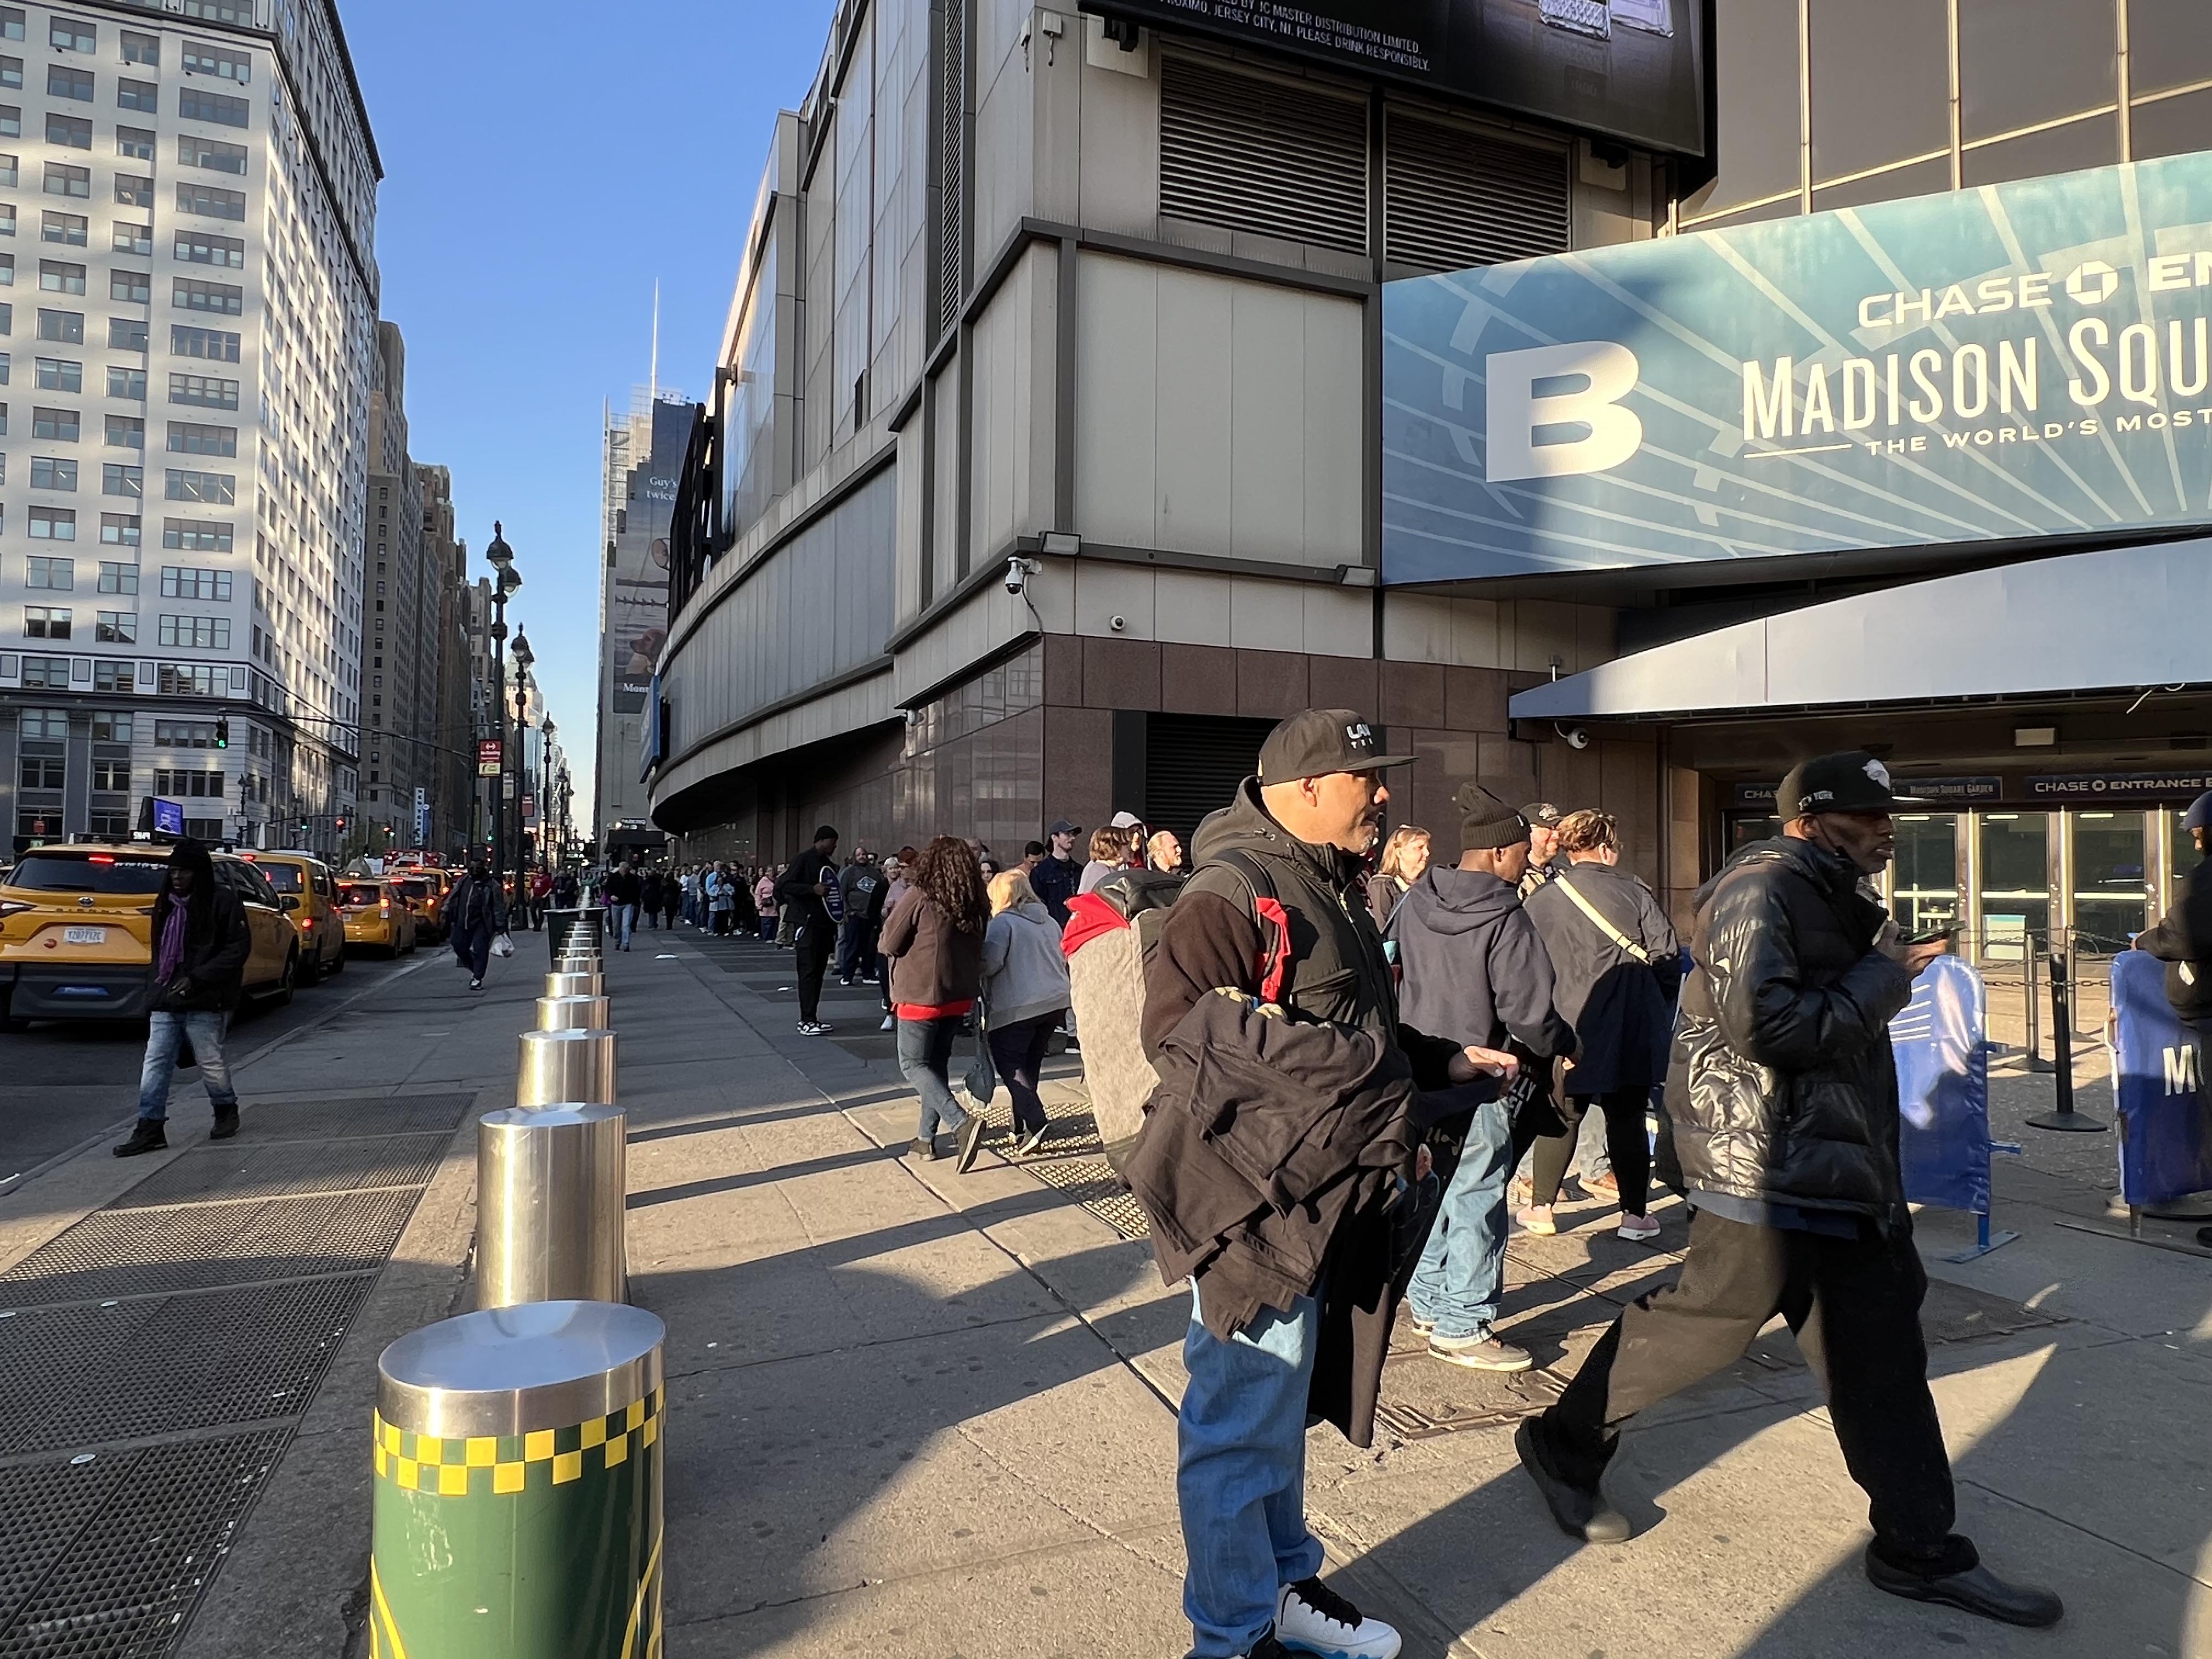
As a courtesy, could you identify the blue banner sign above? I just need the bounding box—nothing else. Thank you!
[1893,955,1991,1217]
[1384,153,2212,583]
[2108,949,2212,1207]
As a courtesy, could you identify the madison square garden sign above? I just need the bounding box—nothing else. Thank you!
[1383,153,2212,582]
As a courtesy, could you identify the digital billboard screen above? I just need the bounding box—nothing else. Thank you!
[1091,0,1708,158]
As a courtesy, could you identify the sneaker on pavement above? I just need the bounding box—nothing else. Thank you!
[1578,1169,1620,1199]
[469,977,483,990]
[1015,1124,1049,1156]
[909,1136,940,1161]
[1516,1204,1558,1235]
[1514,1418,1630,1544]
[112,1120,166,1158]
[879,1014,895,1031]
[1617,1213,1662,1242]
[1429,1329,1533,1372]
[210,1106,239,1141]
[954,1115,988,1174]
[1274,1576,1401,1659]
[1406,1310,1437,1336]
[797,1020,833,1036]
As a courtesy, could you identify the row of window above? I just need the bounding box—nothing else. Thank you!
[5,45,249,105]
[12,314,244,361]
[18,414,238,451]
[13,362,238,408]
[13,659,240,697]
[19,481,235,541]
[0,84,249,148]
[21,558,235,594]
[16,707,131,740]
[0,229,246,275]
[0,9,254,65]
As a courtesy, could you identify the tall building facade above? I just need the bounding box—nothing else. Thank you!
[0,0,379,857]
[359,317,427,854]
[594,391,689,860]
[417,459,473,857]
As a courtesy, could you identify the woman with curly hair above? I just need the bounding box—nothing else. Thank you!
[880,834,991,1171]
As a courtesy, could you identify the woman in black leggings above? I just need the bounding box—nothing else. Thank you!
[1521,810,1682,1242]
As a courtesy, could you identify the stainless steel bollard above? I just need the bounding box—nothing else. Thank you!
[476,1105,628,1307]
[371,1301,663,1657]
[545,970,602,1000]
[536,994,610,1031]
[516,1028,616,1108]
[543,907,606,961]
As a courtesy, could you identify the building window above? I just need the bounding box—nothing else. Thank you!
[38,261,85,296]
[175,182,245,222]
[98,561,137,597]
[19,752,64,787]
[159,565,230,600]
[116,79,156,115]
[90,755,128,789]
[168,370,235,409]
[19,709,64,741]
[23,604,69,638]
[114,174,151,207]
[36,310,81,346]
[172,278,240,315]
[101,462,142,496]
[0,105,18,140]
[49,17,94,53]
[0,204,13,236]
[0,156,16,189]
[0,56,15,91]
[112,223,151,257]
[46,65,92,101]
[106,365,145,400]
[182,41,249,82]
[161,518,230,551]
[121,32,157,67]
[32,405,78,438]
[156,663,221,695]
[108,268,149,304]
[115,126,154,163]
[178,134,245,174]
[26,546,74,578]
[30,457,77,490]
[173,230,243,268]
[99,515,138,549]
[164,467,232,504]
[44,115,92,151]
[95,610,133,643]
[109,318,146,351]
[42,164,89,201]
[40,211,84,247]
[167,420,233,456]
[104,414,142,449]
[91,708,131,741]
[170,324,239,362]
[20,655,69,689]
[157,613,229,650]
[179,86,247,128]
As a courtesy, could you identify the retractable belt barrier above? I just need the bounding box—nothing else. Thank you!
[1892,955,2020,1261]
[2107,950,2212,1222]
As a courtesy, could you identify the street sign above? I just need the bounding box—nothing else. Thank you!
[413,787,430,844]
[477,739,503,777]
[521,794,535,822]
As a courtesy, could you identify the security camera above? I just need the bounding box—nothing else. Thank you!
[1558,724,1591,750]
[1006,556,1040,596]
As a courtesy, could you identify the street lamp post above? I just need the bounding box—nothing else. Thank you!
[511,629,534,884]
[484,522,522,890]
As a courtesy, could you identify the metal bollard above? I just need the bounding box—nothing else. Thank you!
[545,970,602,1000]
[544,907,606,960]
[537,994,610,1031]
[476,1105,628,1307]
[370,1301,664,1658]
[516,1029,616,1109]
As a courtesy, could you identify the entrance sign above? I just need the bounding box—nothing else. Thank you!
[1384,154,2212,583]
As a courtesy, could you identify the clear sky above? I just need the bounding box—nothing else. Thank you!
[342,0,837,837]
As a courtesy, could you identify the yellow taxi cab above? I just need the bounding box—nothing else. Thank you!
[336,876,419,957]
[388,868,450,942]
[241,849,347,985]
[0,840,300,1029]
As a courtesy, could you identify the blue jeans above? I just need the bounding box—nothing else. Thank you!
[896,1015,970,1141]
[1179,1281,1324,1658]
[611,903,637,949]
[1408,1098,1513,1340]
[138,1009,236,1122]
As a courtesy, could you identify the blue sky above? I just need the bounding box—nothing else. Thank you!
[342,0,836,834]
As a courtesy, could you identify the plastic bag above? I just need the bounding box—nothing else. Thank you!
[492,932,517,960]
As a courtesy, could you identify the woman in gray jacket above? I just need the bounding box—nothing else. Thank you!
[980,870,1073,1155]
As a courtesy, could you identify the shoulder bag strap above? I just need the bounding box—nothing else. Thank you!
[1558,872,1652,965]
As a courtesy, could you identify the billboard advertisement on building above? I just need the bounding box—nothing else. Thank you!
[607,400,692,714]
[1093,0,1708,157]
[1383,154,2212,584]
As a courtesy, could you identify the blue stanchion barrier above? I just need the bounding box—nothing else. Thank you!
[2107,950,2212,1216]
[1892,955,2019,1261]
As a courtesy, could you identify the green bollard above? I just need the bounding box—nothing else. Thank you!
[370,1301,665,1658]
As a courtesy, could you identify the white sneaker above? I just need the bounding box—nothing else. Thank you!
[879,1014,895,1031]
[1274,1577,1400,1659]
[1617,1214,1662,1242]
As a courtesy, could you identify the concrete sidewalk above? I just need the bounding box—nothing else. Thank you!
[90,918,2211,1657]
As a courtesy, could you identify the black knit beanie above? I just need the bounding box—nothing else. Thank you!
[1457,783,1531,853]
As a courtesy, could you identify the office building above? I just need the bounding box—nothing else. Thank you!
[417,459,473,857]
[0,0,379,857]
[359,317,428,855]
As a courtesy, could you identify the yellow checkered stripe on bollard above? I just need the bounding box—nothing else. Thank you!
[373,1386,665,1496]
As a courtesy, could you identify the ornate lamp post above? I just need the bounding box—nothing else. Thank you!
[485,522,522,889]
[511,628,535,883]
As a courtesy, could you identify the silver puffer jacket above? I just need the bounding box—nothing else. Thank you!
[1664,836,1915,1227]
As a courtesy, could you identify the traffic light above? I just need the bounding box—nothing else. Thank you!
[214,718,229,749]
[298,818,309,840]
[335,815,347,833]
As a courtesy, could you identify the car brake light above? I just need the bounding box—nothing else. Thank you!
[380,900,390,915]
[301,917,314,929]
[88,854,115,865]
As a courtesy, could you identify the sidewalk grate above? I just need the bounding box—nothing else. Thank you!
[0,1189,420,1307]
[1023,1155,1152,1242]
[0,1429,286,1657]
[110,1137,450,1209]
[0,1275,373,1454]
[230,1094,475,1139]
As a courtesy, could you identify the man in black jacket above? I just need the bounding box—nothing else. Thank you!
[776,825,839,1035]
[1395,787,1575,1373]
[1144,710,1515,1659]
[444,859,510,990]
[1519,752,2062,1630]
[1029,819,1082,926]
[115,839,251,1156]
[2135,788,2212,1020]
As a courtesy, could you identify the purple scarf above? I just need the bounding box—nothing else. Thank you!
[154,898,191,983]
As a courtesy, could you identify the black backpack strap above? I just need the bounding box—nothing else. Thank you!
[1196,848,1293,1004]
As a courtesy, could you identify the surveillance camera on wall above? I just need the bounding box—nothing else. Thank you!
[1006,556,1040,596]
[1559,724,1592,749]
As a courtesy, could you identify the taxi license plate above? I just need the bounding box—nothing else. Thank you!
[63,926,106,945]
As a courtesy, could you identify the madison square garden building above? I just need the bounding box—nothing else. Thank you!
[647,0,2212,964]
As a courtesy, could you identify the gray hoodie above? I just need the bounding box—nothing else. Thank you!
[979,900,1072,1028]
[1391,866,1574,1060]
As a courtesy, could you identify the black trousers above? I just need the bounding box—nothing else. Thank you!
[1532,1085,1654,1215]
[793,923,831,1024]
[1543,1208,1960,1559]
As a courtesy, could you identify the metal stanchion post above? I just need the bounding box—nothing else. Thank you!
[2028,928,2107,1132]
[477,1106,628,1307]
[2023,936,2051,1071]
[370,1302,664,1657]
[516,1029,617,1108]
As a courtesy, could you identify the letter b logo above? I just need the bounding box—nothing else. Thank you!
[1485,342,1644,482]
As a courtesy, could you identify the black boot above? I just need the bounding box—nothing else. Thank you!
[113,1120,167,1157]
[211,1105,239,1141]
[1516,1417,1631,1543]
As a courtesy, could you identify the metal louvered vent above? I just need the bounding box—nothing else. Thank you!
[935,0,966,336]
[1160,55,1368,255]
[1384,113,1571,273]
[1144,714,1275,847]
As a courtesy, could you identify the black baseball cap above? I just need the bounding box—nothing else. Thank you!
[1778,752,1923,817]
[1258,709,1415,783]
[1520,801,1564,828]
[1048,818,1081,837]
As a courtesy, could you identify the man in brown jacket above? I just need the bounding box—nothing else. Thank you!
[1143,709,1514,1659]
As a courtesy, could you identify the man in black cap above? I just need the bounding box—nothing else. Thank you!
[1516,751,2063,1630]
[1030,817,1084,927]
[1516,799,1568,899]
[1144,709,1519,1659]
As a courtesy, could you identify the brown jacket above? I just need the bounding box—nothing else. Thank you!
[879,887,985,1008]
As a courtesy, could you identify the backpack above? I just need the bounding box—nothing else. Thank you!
[1060,852,1290,1173]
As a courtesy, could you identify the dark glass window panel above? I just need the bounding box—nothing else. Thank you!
[1960,111,2120,185]
[2131,88,2212,161]
[1704,0,1803,213]
[1960,0,2116,142]
[1686,194,1804,232]
[2126,0,2212,96]
[1813,154,1953,212]
[1808,0,1949,184]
